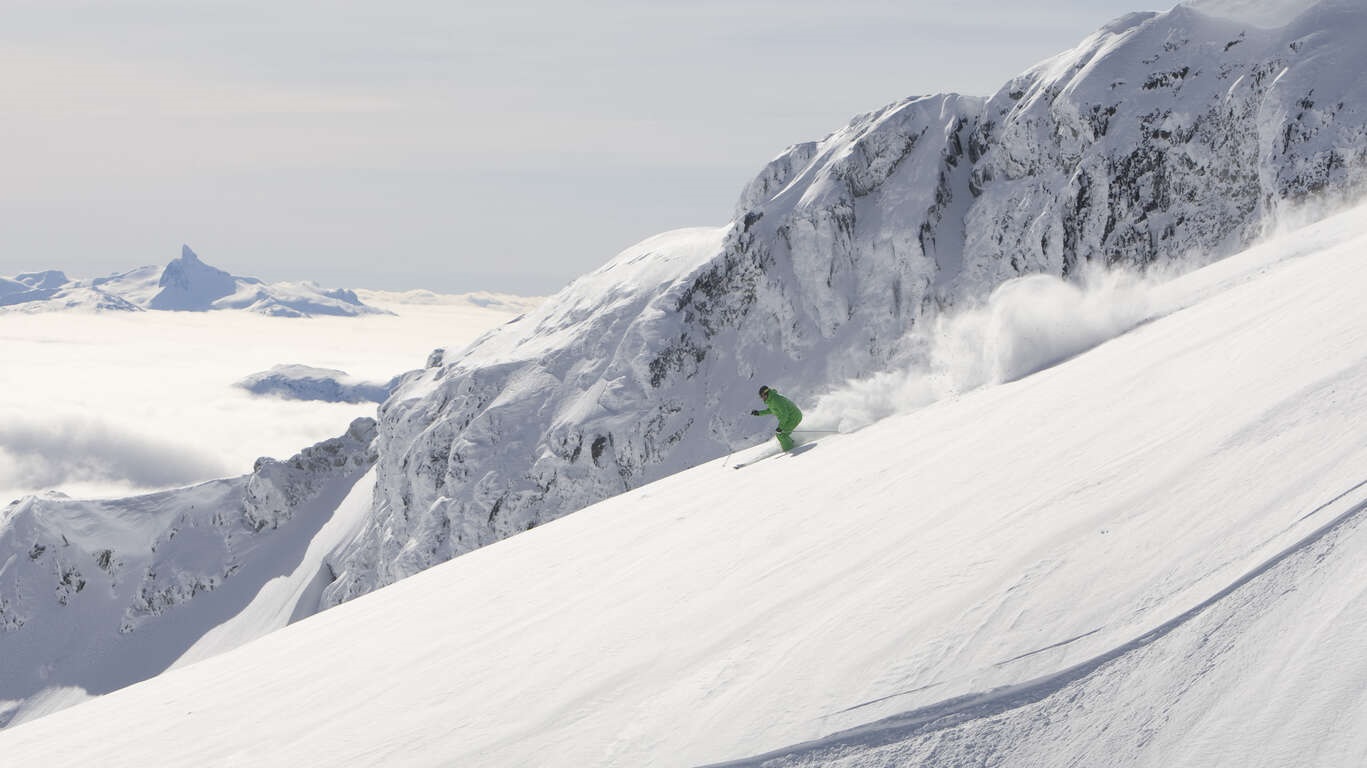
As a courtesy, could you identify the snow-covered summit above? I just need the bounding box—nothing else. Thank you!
[1,246,387,317]
[146,245,238,311]
[0,271,71,307]
[11,271,68,291]
[322,0,1367,604]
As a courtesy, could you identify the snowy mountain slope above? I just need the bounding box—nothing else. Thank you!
[323,225,737,601]
[0,271,69,307]
[715,493,1367,768]
[1,198,1365,767]
[0,418,377,728]
[0,270,143,311]
[323,0,1367,605]
[1,245,387,317]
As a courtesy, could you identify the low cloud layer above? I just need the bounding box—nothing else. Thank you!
[0,416,228,493]
[0,296,523,504]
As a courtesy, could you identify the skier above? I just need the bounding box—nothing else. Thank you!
[750,385,803,451]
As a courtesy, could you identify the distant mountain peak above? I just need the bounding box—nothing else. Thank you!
[3,246,388,317]
[149,244,237,311]
[13,271,69,291]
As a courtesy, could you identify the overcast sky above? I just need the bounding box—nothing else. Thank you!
[1,0,1190,295]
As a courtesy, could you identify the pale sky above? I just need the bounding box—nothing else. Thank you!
[1,0,1177,295]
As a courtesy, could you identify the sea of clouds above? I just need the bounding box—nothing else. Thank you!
[0,293,535,505]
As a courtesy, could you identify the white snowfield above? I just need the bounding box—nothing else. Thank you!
[2,198,1365,765]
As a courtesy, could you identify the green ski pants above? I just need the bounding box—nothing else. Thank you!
[775,414,802,451]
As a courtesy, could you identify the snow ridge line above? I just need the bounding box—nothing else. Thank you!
[702,481,1367,768]
[1297,476,1367,523]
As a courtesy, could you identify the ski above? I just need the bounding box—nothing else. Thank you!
[730,441,818,469]
[731,453,780,470]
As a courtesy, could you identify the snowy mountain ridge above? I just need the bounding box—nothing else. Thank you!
[321,0,1367,604]
[2,197,1366,766]
[0,419,377,728]
[1,245,387,317]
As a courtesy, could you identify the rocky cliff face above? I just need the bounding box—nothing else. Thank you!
[322,1,1367,605]
[957,2,1367,290]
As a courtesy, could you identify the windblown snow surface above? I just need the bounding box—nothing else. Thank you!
[1,195,1365,766]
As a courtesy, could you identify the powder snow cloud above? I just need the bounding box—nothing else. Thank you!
[808,266,1167,433]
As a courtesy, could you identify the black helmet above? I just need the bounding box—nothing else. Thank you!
[758,385,771,398]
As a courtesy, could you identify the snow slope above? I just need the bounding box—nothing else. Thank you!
[2,197,1365,766]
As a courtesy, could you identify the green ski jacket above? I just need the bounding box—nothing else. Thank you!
[755,391,802,429]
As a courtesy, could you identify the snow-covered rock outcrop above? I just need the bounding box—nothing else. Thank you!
[236,365,396,404]
[955,0,1367,288]
[0,418,377,728]
[323,0,1367,604]
[1,246,387,317]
